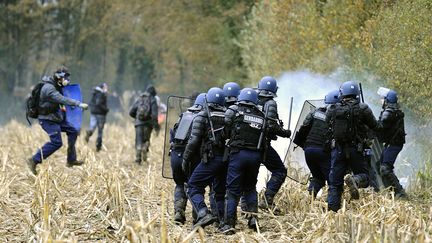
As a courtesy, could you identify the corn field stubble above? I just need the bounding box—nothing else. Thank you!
[0,121,431,242]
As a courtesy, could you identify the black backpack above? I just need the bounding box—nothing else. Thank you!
[25,83,45,124]
[136,95,152,121]
[332,102,359,144]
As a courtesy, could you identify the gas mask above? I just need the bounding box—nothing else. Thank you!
[54,71,71,86]
[59,78,70,86]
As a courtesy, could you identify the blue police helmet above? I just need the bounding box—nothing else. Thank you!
[339,81,360,97]
[386,90,398,103]
[258,76,278,93]
[324,90,340,104]
[206,87,225,106]
[223,82,241,98]
[194,93,206,106]
[238,88,258,105]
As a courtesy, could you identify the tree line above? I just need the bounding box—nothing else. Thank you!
[0,0,430,121]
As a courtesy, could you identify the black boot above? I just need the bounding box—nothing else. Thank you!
[174,210,186,225]
[173,187,187,225]
[84,131,91,143]
[66,160,84,167]
[259,189,275,210]
[247,216,258,231]
[245,201,259,231]
[381,165,408,199]
[219,218,236,235]
[193,208,216,228]
[135,149,142,164]
[26,158,38,175]
[344,174,360,200]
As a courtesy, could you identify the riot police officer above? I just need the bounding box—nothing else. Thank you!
[326,81,379,212]
[256,76,291,210]
[220,88,266,234]
[223,82,241,107]
[294,90,339,197]
[170,93,205,224]
[377,89,407,198]
[183,87,227,228]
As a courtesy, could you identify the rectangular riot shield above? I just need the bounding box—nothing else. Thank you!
[162,95,194,179]
[368,134,385,189]
[283,100,325,185]
[62,84,83,131]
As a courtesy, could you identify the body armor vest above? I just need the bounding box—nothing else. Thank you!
[228,105,264,150]
[378,108,405,145]
[305,108,329,148]
[200,110,226,161]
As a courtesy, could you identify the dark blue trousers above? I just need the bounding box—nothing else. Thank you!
[32,119,78,163]
[170,149,188,205]
[170,149,188,185]
[187,155,227,218]
[381,145,403,169]
[225,150,261,222]
[262,145,287,195]
[304,146,330,193]
[328,146,368,211]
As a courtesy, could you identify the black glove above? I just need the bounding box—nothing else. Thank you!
[283,129,292,138]
[182,159,190,175]
[279,119,284,127]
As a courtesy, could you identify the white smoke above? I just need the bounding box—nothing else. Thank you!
[257,70,425,190]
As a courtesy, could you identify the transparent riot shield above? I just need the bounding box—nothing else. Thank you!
[162,95,194,179]
[283,100,325,185]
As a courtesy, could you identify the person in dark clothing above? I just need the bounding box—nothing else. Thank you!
[294,90,339,197]
[376,88,407,198]
[27,68,89,175]
[326,81,380,212]
[184,87,227,229]
[219,88,267,234]
[223,82,241,107]
[85,83,109,151]
[129,85,160,164]
[256,76,291,210]
[170,93,205,224]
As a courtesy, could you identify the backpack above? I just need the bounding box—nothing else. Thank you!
[332,102,359,144]
[136,95,152,121]
[174,111,197,144]
[25,83,45,124]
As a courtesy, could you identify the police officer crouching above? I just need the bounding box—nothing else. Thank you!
[294,90,339,197]
[170,93,206,224]
[326,81,379,212]
[183,88,227,228]
[219,88,267,234]
[377,89,407,198]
